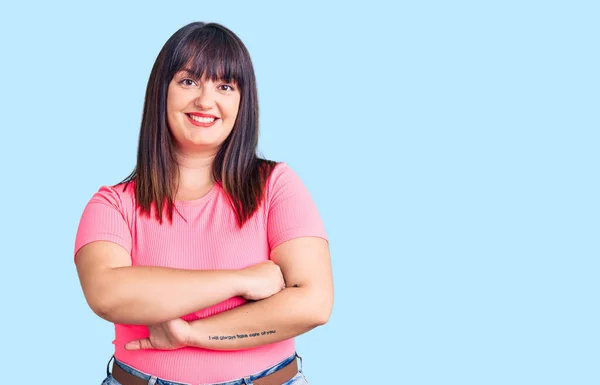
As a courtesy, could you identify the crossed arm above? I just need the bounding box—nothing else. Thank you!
[75,236,333,350]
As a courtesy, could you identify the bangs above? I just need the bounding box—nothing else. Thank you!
[169,26,247,87]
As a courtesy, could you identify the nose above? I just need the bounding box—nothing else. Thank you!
[194,85,215,109]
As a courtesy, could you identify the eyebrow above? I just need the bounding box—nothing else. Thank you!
[176,68,237,84]
[177,69,198,77]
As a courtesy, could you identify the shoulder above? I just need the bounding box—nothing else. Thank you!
[265,162,300,190]
[87,180,136,220]
[263,162,327,248]
[264,161,317,207]
[74,181,136,260]
[264,162,297,199]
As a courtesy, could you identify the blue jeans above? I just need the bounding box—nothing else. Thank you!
[101,352,309,385]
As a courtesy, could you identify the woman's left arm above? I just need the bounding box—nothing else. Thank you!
[187,236,333,350]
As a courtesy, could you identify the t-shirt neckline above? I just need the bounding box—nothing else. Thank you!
[174,183,220,208]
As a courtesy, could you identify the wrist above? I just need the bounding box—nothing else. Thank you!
[230,269,249,298]
[187,318,206,348]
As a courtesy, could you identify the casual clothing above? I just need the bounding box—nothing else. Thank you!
[74,162,327,384]
[101,352,309,385]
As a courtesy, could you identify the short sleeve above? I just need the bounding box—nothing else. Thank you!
[267,163,328,250]
[74,185,133,262]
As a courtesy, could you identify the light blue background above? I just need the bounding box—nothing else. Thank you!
[0,1,597,384]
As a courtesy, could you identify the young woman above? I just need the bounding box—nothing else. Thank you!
[74,21,333,385]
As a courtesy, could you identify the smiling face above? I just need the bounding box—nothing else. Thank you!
[166,69,241,153]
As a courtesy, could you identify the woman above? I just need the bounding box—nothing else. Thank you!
[74,21,333,385]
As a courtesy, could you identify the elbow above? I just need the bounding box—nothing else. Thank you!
[93,305,113,322]
[90,296,137,324]
[305,292,333,327]
[87,288,160,325]
[318,287,334,326]
[83,280,121,322]
[312,310,331,327]
[87,293,118,322]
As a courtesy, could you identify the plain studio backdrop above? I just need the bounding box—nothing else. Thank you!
[0,1,598,384]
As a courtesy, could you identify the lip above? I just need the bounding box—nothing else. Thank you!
[185,112,219,128]
[187,112,218,118]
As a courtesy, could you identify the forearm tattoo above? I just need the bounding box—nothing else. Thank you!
[209,330,277,341]
[207,284,298,341]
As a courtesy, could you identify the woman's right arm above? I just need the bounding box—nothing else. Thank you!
[75,240,284,325]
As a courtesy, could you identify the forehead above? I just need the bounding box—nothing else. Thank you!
[176,62,237,78]
[168,30,246,85]
[171,44,240,81]
[173,68,238,84]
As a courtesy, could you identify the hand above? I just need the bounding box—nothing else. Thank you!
[239,260,285,301]
[125,318,192,351]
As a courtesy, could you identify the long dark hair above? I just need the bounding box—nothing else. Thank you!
[117,22,277,227]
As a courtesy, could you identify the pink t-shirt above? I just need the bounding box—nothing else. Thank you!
[74,162,327,384]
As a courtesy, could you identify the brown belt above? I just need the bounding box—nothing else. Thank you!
[112,357,298,385]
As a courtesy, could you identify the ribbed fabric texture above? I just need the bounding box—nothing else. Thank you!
[73,162,328,384]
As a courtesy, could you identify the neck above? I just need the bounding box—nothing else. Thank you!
[174,149,216,188]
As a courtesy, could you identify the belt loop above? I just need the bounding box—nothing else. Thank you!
[148,376,158,385]
[106,355,115,377]
[295,352,303,372]
[243,376,253,384]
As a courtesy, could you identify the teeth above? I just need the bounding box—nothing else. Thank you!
[189,115,216,123]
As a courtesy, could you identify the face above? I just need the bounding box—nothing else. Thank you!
[166,69,241,153]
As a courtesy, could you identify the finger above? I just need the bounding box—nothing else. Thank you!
[125,338,152,350]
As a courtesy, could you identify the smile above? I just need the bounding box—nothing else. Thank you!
[186,114,218,127]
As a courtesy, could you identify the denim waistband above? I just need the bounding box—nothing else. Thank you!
[107,352,302,385]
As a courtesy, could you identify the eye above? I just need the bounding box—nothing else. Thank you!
[219,84,236,92]
[180,78,197,87]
